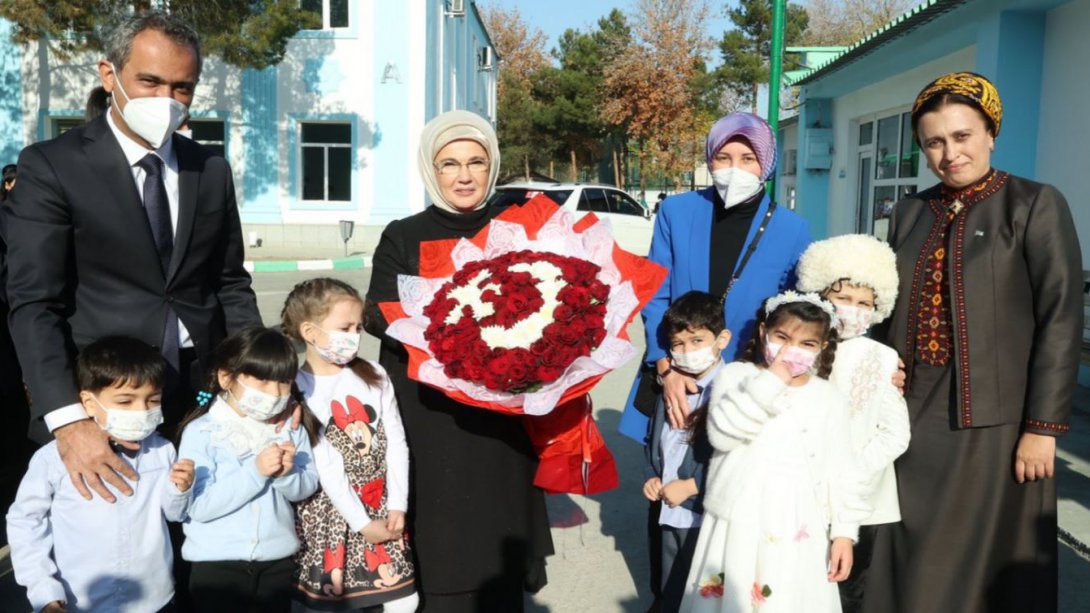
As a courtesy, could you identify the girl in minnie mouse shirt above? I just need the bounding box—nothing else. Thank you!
[283,278,417,612]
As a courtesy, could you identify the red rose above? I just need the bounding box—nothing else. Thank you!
[589,282,609,303]
[591,328,607,347]
[553,304,575,322]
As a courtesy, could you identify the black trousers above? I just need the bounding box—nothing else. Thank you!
[189,557,295,613]
[838,523,878,613]
[646,499,663,610]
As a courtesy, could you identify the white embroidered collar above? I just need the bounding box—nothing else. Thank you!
[204,397,285,458]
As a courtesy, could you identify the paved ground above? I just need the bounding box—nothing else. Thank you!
[2,268,1088,611]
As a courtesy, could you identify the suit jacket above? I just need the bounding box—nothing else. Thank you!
[882,173,1082,434]
[0,114,261,420]
[618,188,811,442]
[644,384,714,515]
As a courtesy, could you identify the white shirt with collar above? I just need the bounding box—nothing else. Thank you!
[43,110,191,432]
[6,432,191,613]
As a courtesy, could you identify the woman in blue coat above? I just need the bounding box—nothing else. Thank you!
[621,112,811,440]
[622,111,811,612]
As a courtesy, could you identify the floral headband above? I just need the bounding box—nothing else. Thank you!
[763,290,838,327]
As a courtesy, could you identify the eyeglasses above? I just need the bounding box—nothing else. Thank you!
[434,159,489,176]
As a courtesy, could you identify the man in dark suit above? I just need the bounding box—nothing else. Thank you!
[0,12,260,503]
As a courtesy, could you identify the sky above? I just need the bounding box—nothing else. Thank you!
[482,0,736,61]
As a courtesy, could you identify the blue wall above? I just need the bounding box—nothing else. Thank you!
[0,20,23,165]
[369,0,413,223]
[794,97,832,239]
[240,66,281,223]
[976,10,1046,177]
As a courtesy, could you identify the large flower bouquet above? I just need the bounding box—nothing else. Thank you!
[379,195,666,495]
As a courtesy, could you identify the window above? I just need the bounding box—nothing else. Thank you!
[300,122,352,202]
[577,189,609,214]
[50,117,83,138]
[302,0,349,29]
[782,149,798,176]
[856,110,921,238]
[604,190,645,217]
[188,119,225,156]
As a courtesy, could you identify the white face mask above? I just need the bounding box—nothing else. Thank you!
[227,381,289,422]
[311,326,361,366]
[834,304,874,340]
[670,345,722,375]
[93,396,163,442]
[711,167,763,209]
[110,63,188,149]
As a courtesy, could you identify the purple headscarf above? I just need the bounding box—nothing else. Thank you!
[705,112,777,181]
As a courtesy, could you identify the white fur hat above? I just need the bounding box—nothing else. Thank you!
[796,234,899,323]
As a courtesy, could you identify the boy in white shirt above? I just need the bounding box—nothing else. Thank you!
[6,336,194,613]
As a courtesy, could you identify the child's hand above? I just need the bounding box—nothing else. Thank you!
[386,510,406,535]
[361,518,395,544]
[827,537,854,582]
[767,344,794,383]
[170,459,195,492]
[642,477,663,502]
[661,478,698,508]
[276,441,297,477]
[42,600,68,613]
[255,445,284,477]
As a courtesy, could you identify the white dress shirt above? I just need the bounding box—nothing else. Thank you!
[297,363,410,533]
[5,433,191,613]
[44,111,191,432]
[658,363,721,529]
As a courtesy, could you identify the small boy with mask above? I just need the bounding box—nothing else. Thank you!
[641,291,729,611]
[6,336,194,613]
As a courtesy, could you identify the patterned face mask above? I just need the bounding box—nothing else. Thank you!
[764,339,819,377]
[227,382,289,421]
[311,325,361,366]
[833,304,874,340]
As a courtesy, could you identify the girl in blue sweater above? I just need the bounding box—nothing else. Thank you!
[178,327,320,613]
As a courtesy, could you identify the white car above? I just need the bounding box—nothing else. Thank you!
[487,182,654,255]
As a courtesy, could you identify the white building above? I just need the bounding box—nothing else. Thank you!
[0,0,497,253]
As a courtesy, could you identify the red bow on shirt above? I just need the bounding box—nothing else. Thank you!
[331,396,374,431]
[354,478,385,509]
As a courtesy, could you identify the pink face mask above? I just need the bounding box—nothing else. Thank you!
[764,339,818,377]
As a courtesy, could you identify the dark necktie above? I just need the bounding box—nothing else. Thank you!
[136,153,180,378]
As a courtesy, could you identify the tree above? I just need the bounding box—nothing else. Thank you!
[532,11,631,183]
[0,0,319,69]
[480,3,548,100]
[715,0,809,112]
[801,0,915,45]
[480,4,553,179]
[600,0,713,192]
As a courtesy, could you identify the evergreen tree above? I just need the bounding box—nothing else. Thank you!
[0,0,319,69]
[716,0,809,112]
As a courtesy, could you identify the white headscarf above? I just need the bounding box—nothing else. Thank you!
[417,110,501,213]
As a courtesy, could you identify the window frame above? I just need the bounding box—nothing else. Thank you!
[297,120,354,205]
[854,109,923,238]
